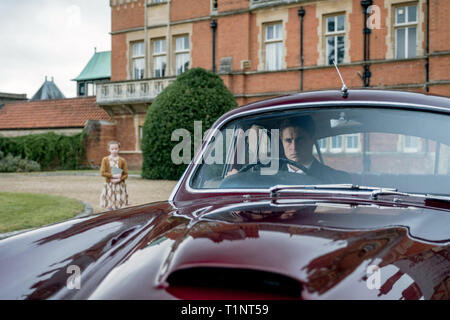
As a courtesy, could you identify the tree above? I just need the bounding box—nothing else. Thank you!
[141,68,237,180]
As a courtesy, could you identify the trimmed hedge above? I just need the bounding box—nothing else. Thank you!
[0,131,86,170]
[141,68,237,180]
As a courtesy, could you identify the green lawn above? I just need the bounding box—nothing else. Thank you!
[0,192,84,233]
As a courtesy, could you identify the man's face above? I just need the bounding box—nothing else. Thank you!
[281,126,314,163]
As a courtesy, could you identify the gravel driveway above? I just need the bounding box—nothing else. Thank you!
[0,172,178,214]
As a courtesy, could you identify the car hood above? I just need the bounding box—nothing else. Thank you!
[0,197,448,300]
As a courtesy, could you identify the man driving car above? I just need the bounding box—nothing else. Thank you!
[280,116,350,183]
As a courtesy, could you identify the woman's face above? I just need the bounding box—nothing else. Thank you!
[109,144,119,156]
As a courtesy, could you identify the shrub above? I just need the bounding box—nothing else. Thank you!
[141,68,237,180]
[0,131,86,170]
[0,153,41,172]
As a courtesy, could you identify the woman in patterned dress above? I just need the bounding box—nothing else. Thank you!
[100,140,129,211]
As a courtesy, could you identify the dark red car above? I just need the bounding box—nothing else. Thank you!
[0,89,449,300]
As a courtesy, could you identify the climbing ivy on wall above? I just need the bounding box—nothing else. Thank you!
[0,131,87,170]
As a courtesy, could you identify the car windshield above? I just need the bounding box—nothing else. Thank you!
[190,107,450,196]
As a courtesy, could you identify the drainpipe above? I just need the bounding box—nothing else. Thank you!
[144,0,148,78]
[298,7,305,92]
[425,0,430,92]
[361,0,372,87]
[167,0,172,76]
[361,0,372,173]
[211,20,217,73]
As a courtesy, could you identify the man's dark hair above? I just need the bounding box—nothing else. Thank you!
[280,115,315,137]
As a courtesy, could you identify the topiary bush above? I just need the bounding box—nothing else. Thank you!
[141,68,238,180]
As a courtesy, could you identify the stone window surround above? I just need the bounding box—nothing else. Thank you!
[263,21,284,71]
[151,37,167,78]
[118,0,429,75]
[324,12,347,65]
[173,34,191,75]
[345,133,361,153]
[211,0,218,14]
[316,0,352,66]
[126,24,192,79]
[385,0,424,60]
[393,4,418,59]
[131,41,145,80]
[318,133,362,154]
[399,134,422,153]
[330,135,343,153]
[256,8,288,71]
[150,0,167,5]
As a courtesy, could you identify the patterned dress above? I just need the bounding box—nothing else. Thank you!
[100,156,129,210]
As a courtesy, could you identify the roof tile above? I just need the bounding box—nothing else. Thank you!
[0,97,111,130]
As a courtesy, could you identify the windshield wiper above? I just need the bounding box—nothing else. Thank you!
[269,184,396,198]
[370,191,450,207]
[370,189,410,200]
[314,184,397,191]
[269,185,450,210]
[368,190,450,203]
[424,194,450,203]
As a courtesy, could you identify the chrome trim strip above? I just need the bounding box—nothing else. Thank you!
[168,166,190,201]
[174,100,450,198]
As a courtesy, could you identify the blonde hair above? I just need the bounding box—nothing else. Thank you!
[107,140,121,149]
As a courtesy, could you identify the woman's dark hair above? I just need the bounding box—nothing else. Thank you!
[279,115,315,137]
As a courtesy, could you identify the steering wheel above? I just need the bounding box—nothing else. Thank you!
[219,157,324,188]
[238,157,312,176]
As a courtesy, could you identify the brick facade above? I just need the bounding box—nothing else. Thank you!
[83,120,116,166]
[171,0,210,21]
[82,117,143,169]
[111,0,145,32]
[109,0,450,93]
[111,33,127,81]
[103,0,449,169]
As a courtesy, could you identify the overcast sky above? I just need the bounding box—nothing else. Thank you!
[0,0,111,99]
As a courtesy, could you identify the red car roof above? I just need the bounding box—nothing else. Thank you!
[216,89,450,126]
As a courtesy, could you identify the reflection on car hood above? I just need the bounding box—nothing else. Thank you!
[0,198,448,300]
